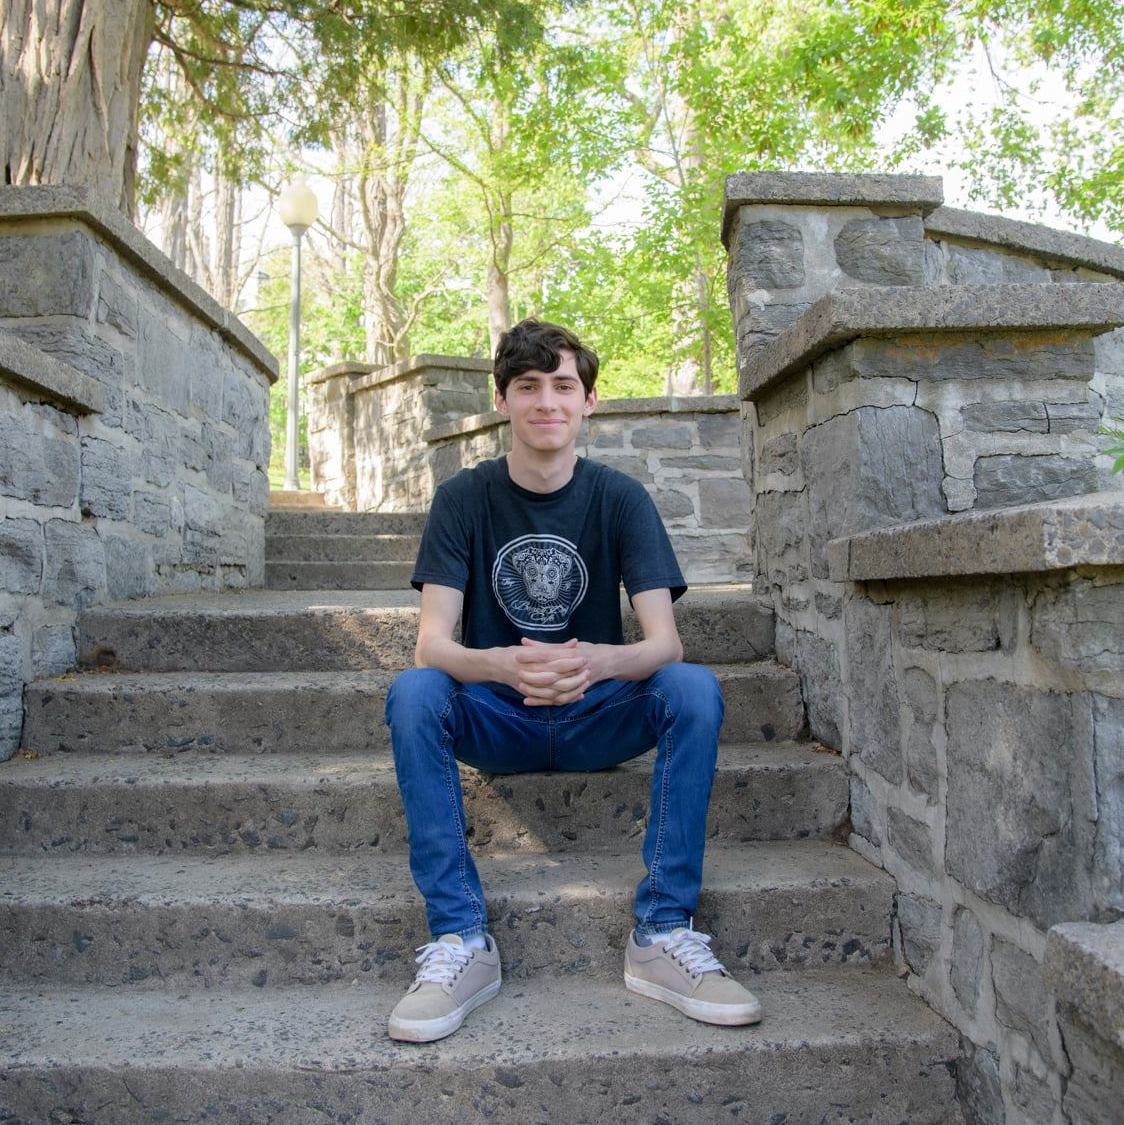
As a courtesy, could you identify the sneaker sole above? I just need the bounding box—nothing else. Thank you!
[388,977,502,1043]
[624,972,763,1026]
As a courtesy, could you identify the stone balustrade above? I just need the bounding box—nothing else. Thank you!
[0,186,277,760]
[307,359,753,583]
[724,171,1124,1125]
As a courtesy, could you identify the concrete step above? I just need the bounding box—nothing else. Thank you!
[264,560,415,590]
[267,490,337,511]
[23,662,804,756]
[75,586,777,673]
[265,533,420,562]
[0,969,960,1124]
[265,511,429,536]
[0,743,847,856]
[0,841,893,988]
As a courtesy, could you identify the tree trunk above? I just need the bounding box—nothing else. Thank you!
[486,208,513,355]
[1,0,154,216]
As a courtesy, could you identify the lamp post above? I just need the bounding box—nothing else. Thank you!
[278,178,319,491]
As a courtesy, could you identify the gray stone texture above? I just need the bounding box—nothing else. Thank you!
[732,220,805,289]
[945,680,1098,929]
[896,581,1017,654]
[834,217,925,285]
[42,519,106,609]
[950,906,984,1015]
[79,436,134,520]
[739,284,1124,403]
[1091,695,1124,915]
[839,492,1124,582]
[0,518,44,595]
[698,475,752,527]
[760,431,798,476]
[844,598,902,784]
[801,406,945,578]
[632,423,692,449]
[0,230,96,317]
[1031,576,1124,676]
[1012,1062,1056,1124]
[0,410,80,508]
[851,773,883,849]
[898,893,942,976]
[888,808,934,875]
[0,326,105,414]
[902,666,939,800]
[991,938,1052,1061]
[794,628,842,748]
[962,400,1049,433]
[974,453,1098,509]
[958,1039,1006,1125]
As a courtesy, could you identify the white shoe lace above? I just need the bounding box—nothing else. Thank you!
[412,939,474,985]
[661,928,726,978]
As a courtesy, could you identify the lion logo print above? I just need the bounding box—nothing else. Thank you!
[492,535,588,630]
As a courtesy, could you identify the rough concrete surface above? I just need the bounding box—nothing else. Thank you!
[0,841,894,987]
[0,969,959,1125]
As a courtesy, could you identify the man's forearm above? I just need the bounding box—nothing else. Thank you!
[580,633,683,685]
[415,635,514,685]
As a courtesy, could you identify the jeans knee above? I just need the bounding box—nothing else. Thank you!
[385,667,457,730]
[650,663,724,728]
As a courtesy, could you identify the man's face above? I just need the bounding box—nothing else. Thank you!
[495,349,596,456]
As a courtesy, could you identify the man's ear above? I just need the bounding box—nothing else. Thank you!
[494,387,507,414]
[583,387,597,416]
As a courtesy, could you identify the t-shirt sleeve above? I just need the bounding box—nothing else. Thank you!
[411,482,471,592]
[618,481,687,603]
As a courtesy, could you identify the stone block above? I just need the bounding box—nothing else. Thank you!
[202,421,234,494]
[992,938,1052,1061]
[731,219,805,289]
[794,628,842,748]
[945,244,1050,286]
[896,581,1017,653]
[698,476,752,527]
[851,333,1095,384]
[810,350,857,395]
[42,519,106,609]
[0,230,96,317]
[1012,1061,1056,1124]
[957,1039,1005,1125]
[801,406,945,578]
[1057,1017,1124,1125]
[104,533,152,600]
[651,487,694,522]
[31,623,76,678]
[898,893,942,976]
[1047,401,1102,434]
[922,241,944,285]
[96,270,138,338]
[1031,576,1124,675]
[696,412,740,449]
[950,906,984,1015]
[0,411,80,509]
[0,629,24,760]
[631,424,692,450]
[888,808,934,875]
[0,518,44,594]
[946,680,1096,929]
[133,490,175,536]
[753,376,807,426]
[902,666,939,800]
[756,490,808,586]
[850,773,883,848]
[961,400,1049,433]
[834,216,925,285]
[974,454,1097,509]
[814,590,842,619]
[188,326,226,419]
[79,436,133,520]
[1092,695,1124,915]
[759,432,798,476]
[138,307,190,415]
[183,482,221,535]
[659,454,740,471]
[588,420,625,448]
[845,598,902,784]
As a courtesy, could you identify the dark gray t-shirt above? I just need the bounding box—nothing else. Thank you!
[411,456,686,648]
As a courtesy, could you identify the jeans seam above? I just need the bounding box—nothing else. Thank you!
[638,686,674,932]
[439,691,485,935]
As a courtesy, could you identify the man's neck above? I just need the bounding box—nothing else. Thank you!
[505,448,578,494]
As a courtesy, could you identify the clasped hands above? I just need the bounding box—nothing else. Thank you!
[507,637,601,707]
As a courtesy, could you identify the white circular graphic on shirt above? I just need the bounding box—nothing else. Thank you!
[492,534,589,631]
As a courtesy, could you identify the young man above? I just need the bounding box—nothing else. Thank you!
[385,319,762,1042]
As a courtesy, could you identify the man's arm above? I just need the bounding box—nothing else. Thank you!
[414,583,592,705]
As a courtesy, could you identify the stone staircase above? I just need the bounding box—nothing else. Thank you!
[0,514,959,1123]
[264,510,424,591]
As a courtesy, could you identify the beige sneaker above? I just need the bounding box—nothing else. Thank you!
[388,934,502,1043]
[624,927,762,1026]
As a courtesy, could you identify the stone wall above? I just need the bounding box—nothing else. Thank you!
[724,172,1124,1124]
[0,186,277,760]
[308,358,753,584]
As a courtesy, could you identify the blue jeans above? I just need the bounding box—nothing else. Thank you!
[385,663,723,940]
